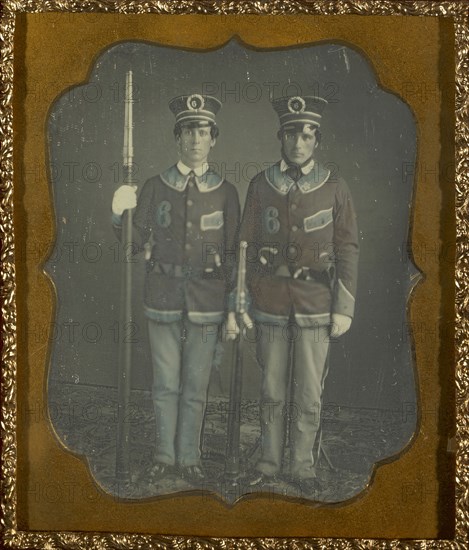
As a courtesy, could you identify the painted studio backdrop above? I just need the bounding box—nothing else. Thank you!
[46,40,418,502]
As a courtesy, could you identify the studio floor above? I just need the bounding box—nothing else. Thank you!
[48,382,411,504]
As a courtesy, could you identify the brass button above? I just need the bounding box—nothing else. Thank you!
[291,225,298,232]
[187,199,193,206]
[188,180,194,188]
[185,243,191,250]
[288,246,297,255]
[291,203,297,210]
[186,221,192,228]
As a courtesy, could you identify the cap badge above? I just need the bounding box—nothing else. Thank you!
[287,96,306,114]
[187,94,205,111]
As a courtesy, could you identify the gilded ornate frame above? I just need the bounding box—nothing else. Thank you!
[1,0,468,547]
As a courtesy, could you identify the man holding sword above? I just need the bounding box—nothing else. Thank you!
[111,93,241,484]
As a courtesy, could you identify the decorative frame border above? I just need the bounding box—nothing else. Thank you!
[1,1,468,547]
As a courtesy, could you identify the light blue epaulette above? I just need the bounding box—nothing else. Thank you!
[160,164,224,193]
[264,161,331,195]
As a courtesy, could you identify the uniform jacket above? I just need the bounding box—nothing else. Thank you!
[239,159,359,327]
[113,162,240,324]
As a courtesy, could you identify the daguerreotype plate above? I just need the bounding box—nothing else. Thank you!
[1,1,467,547]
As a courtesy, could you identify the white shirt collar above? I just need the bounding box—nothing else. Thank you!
[177,160,210,178]
[280,157,315,175]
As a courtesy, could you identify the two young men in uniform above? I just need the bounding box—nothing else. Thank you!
[112,92,359,492]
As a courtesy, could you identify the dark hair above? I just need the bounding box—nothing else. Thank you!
[277,126,322,145]
[174,122,219,140]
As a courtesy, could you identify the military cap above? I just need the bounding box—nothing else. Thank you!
[169,94,222,126]
[272,95,328,128]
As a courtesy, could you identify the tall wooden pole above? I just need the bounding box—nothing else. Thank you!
[116,70,135,484]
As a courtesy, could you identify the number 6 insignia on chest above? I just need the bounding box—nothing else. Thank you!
[263,206,280,234]
[156,200,172,228]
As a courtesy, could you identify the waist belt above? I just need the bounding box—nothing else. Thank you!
[152,262,222,279]
[274,264,332,286]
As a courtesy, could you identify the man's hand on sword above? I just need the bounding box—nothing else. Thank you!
[225,311,254,341]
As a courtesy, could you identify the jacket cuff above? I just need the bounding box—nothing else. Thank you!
[111,212,123,227]
[332,278,355,318]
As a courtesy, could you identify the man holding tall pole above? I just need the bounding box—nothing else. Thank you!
[240,95,359,495]
[111,93,240,485]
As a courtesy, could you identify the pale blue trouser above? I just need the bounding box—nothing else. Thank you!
[148,318,219,467]
[255,322,330,479]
